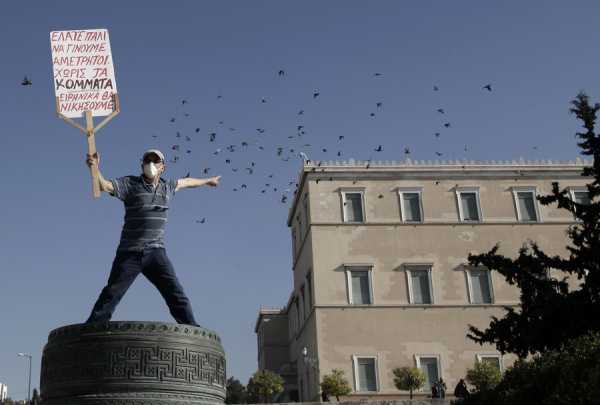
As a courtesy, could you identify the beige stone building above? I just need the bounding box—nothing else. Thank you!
[255,158,591,401]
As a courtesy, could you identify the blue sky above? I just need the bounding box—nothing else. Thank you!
[1,1,599,399]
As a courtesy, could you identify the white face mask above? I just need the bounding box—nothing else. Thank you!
[143,162,159,179]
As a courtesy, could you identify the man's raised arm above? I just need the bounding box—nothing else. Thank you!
[175,176,221,191]
[86,153,114,194]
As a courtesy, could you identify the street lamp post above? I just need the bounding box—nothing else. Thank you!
[17,352,32,404]
[301,347,320,401]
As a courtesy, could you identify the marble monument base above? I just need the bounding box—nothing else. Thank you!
[40,321,226,405]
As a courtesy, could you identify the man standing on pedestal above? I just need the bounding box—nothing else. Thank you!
[84,149,220,326]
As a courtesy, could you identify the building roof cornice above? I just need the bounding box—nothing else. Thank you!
[287,157,592,225]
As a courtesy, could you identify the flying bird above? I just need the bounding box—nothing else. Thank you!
[433,85,439,91]
[483,84,492,92]
[373,73,382,77]
[21,76,32,86]
[376,102,383,108]
[444,122,451,128]
[437,108,445,114]
[313,90,320,99]
[278,70,285,76]
[196,218,206,224]
[404,147,411,155]
[298,110,304,115]
[374,145,383,152]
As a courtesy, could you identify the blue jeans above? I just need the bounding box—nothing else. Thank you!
[86,247,198,326]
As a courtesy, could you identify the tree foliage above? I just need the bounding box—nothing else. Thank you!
[463,331,600,405]
[320,369,352,401]
[392,366,426,399]
[466,361,501,393]
[225,376,247,404]
[467,93,600,358]
[246,370,284,403]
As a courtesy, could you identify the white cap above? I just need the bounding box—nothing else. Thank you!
[142,149,165,162]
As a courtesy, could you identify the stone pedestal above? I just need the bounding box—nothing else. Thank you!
[40,321,226,405]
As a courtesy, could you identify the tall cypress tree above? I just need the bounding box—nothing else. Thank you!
[467,93,600,358]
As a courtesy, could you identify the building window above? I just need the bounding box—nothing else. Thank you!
[341,189,365,223]
[405,265,434,304]
[456,187,482,222]
[398,188,424,222]
[352,355,379,392]
[303,194,310,230]
[289,304,296,335]
[291,227,297,256]
[257,327,262,357]
[511,187,540,222]
[300,285,307,319]
[345,267,373,305]
[415,355,441,390]
[306,272,313,310]
[477,354,503,372]
[295,298,301,331]
[296,215,303,239]
[569,187,591,218]
[467,268,494,304]
[572,190,591,206]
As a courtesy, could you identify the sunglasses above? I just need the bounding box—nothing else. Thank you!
[143,156,163,164]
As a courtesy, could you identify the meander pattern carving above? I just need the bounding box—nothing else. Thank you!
[43,343,226,387]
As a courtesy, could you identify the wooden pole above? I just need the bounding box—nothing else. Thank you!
[85,111,101,198]
[55,93,120,199]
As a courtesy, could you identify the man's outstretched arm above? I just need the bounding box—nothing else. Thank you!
[86,153,114,194]
[176,176,221,191]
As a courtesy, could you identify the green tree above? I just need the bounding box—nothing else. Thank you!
[246,370,284,403]
[320,369,352,401]
[392,366,425,399]
[225,376,247,404]
[467,93,600,358]
[31,388,40,405]
[466,361,501,393]
[462,331,600,405]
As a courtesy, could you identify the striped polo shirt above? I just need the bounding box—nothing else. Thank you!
[110,175,178,252]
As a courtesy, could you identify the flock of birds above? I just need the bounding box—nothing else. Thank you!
[20,72,496,225]
[140,70,496,224]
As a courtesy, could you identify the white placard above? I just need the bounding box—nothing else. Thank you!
[50,28,118,118]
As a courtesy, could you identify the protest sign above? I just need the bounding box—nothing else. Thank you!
[50,28,118,118]
[50,28,121,198]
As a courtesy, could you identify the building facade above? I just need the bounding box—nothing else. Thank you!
[255,158,590,401]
